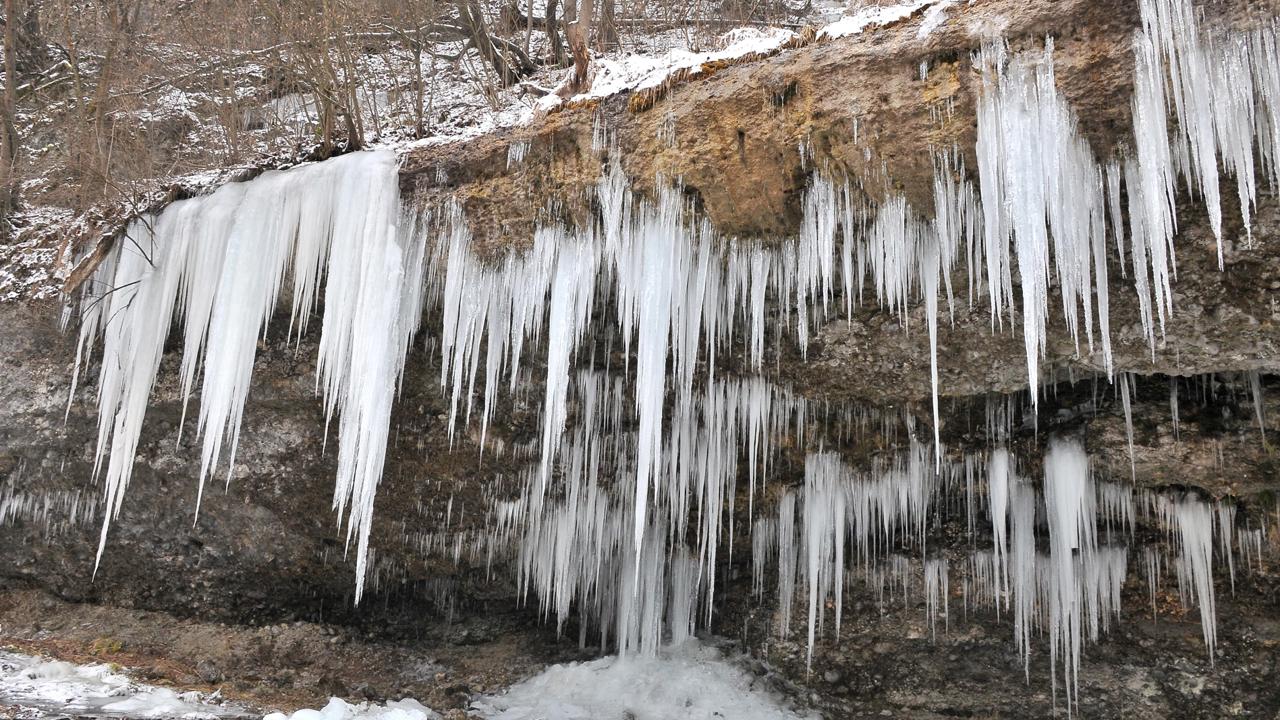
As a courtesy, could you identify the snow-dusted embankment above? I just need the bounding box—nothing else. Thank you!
[0,651,250,719]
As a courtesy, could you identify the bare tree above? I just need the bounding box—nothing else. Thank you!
[456,0,537,87]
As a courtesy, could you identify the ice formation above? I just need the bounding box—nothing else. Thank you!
[60,0,1280,709]
[470,639,812,720]
[264,697,440,720]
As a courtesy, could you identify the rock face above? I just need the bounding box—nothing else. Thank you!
[3,0,1280,717]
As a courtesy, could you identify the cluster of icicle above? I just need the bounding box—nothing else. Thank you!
[505,369,816,655]
[0,472,100,539]
[65,0,1279,707]
[750,440,1264,713]
[763,439,1248,712]
[397,392,1261,715]
[69,151,428,599]
[977,0,1280,389]
[763,440,1132,713]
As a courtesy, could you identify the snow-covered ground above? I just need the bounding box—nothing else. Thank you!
[0,651,252,719]
[570,27,796,100]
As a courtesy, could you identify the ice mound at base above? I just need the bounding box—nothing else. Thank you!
[471,639,816,720]
[263,697,439,720]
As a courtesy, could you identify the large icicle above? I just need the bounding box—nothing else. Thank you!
[987,447,1011,602]
[614,187,683,577]
[1043,438,1096,713]
[803,454,847,669]
[538,238,599,489]
[975,41,1110,403]
[1158,493,1219,661]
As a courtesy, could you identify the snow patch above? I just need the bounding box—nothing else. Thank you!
[0,206,75,302]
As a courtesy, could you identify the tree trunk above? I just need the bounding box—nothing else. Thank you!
[411,40,425,138]
[565,0,593,90]
[546,0,566,66]
[1,0,20,222]
[597,0,618,52]
[13,1,47,76]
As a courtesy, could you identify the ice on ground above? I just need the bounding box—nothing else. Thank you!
[0,651,248,719]
[263,697,440,720]
[819,0,941,39]
[100,689,245,718]
[471,639,817,720]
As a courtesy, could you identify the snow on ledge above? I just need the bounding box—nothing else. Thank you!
[818,0,942,39]
[917,0,958,38]
[539,1,954,113]
[573,27,797,102]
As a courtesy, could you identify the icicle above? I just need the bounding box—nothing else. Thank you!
[1247,371,1267,446]
[1009,477,1037,679]
[506,139,530,169]
[988,448,1011,602]
[777,490,799,638]
[1105,162,1128,279]
[620,187,681,581]
[921,238,943,471]
[1216,502,1237,595]
[1164,494,1218,661]
[1121,373,1137,480]
[974,41,1110,403]
[1043,438,1095,713]
[752,517,778,599]
[925,558,949,640]
[538,239,599,490]
[803,454,847,669]
[1131,29,1178,340]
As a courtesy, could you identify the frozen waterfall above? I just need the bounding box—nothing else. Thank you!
[63,0,1278,709]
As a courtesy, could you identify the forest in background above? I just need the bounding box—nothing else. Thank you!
[0,0,820,236]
